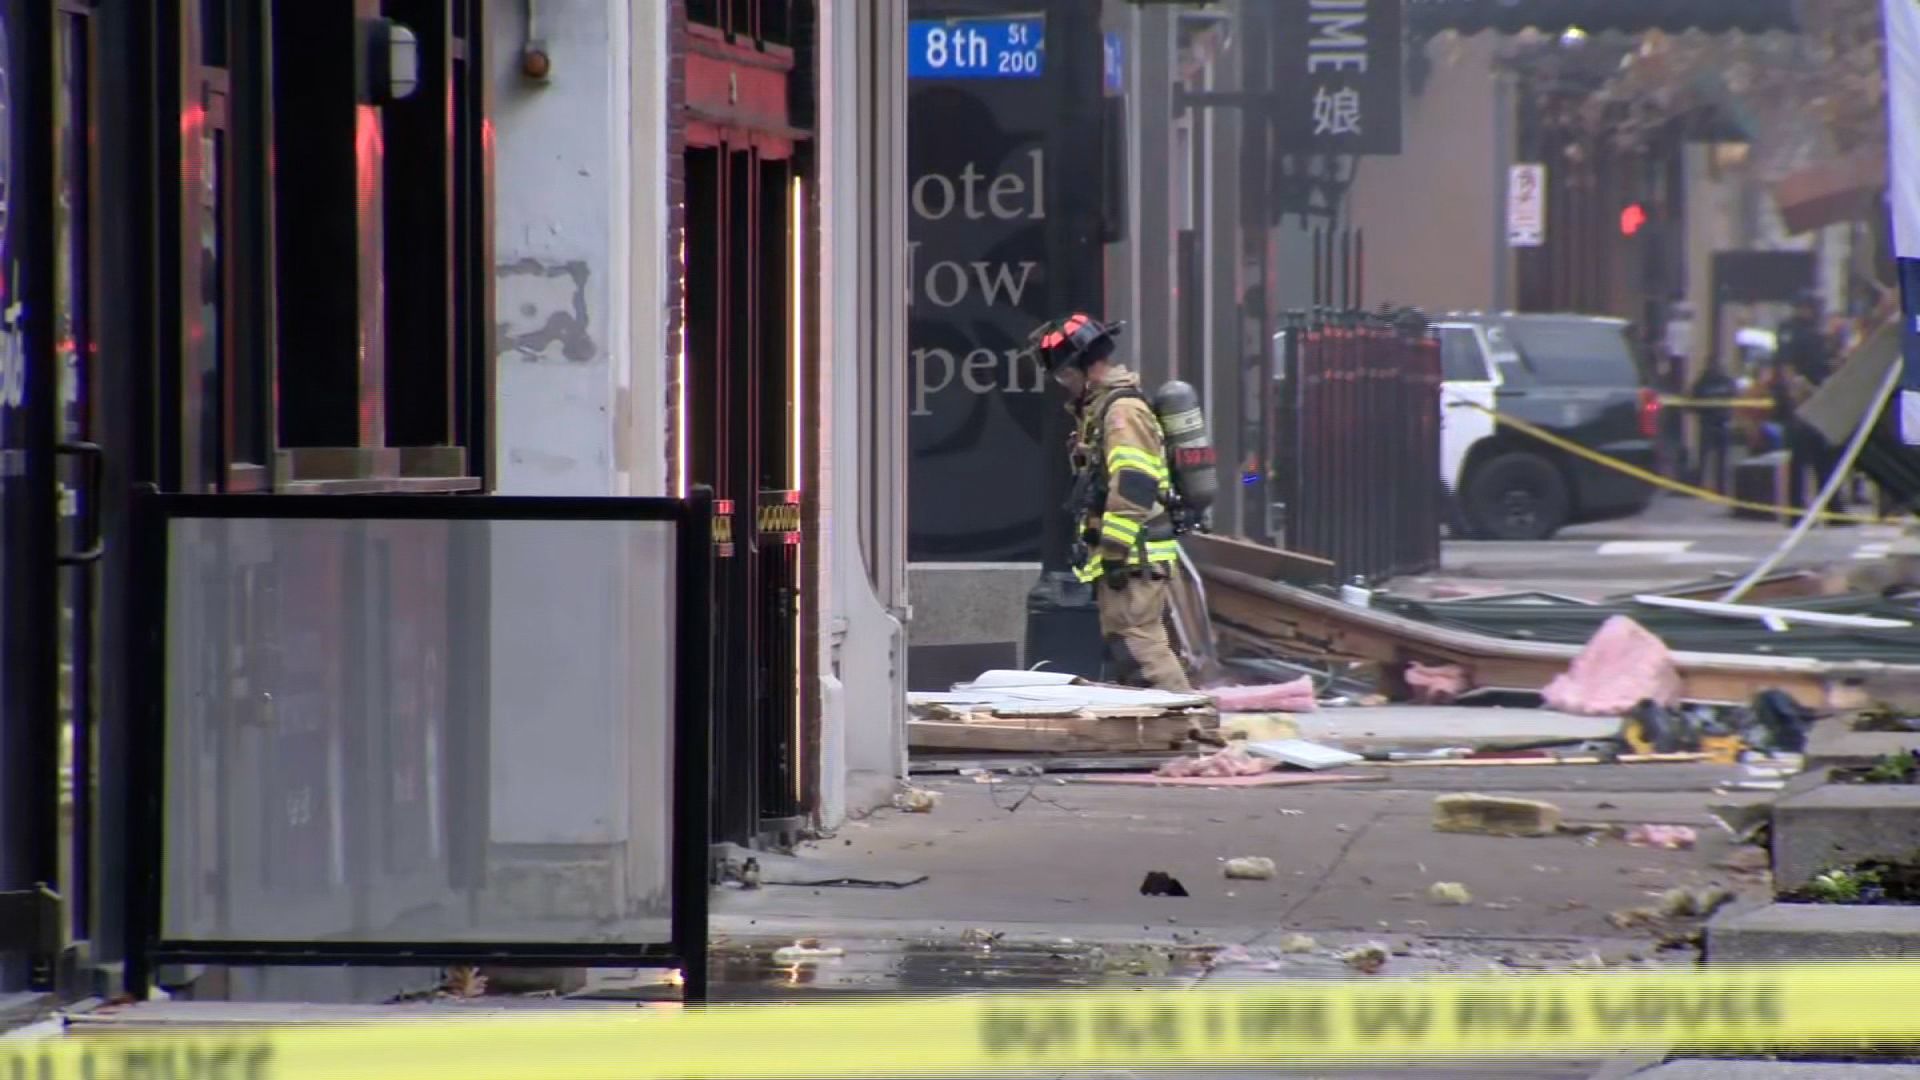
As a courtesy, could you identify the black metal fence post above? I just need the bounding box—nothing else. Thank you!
[1265,307,1441,584]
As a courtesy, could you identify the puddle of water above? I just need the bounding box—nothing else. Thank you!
[573,938,1219,1002]
[569,935,1691,1002]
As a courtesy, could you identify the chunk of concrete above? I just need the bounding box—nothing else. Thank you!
[1806,726,1920,771]
[1772,781,1920,890]
[1432,793,1562,837]
[1707,902,1920,963]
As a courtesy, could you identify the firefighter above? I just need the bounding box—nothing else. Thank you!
[1031,313,1194,693]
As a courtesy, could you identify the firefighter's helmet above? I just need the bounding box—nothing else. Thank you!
[1031,313,1124,375]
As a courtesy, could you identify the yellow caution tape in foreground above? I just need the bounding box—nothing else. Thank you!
[10,963,1920,1076]
[1460,400,1900,526]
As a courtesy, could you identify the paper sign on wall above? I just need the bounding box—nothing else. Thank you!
[1508,164,1545,248]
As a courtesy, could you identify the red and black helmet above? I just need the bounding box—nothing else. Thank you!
[1031,313,1124,374]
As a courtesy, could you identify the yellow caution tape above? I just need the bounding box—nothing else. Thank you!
[12,963,1920,1075]
[1658,396,1774,409]
[1459,400,1900,526]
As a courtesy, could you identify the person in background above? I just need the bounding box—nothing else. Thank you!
[1773,291,1850,519]
[1690,356,1737,495]
[1658,298,1696,479]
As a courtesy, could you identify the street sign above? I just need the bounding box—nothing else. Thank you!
[907,16,1045,80]
[1507,163,1545,247]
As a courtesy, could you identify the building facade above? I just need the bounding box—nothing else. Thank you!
[0,0,908,1001]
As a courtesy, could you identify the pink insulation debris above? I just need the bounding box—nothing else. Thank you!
[1404,661,1470,705]
[1208,676,1317,713]
[1155,744,1278,778]
[1542,615,1682,717]
[1625,824,1698,851]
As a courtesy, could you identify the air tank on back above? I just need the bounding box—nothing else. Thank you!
[1151,380,1217,527]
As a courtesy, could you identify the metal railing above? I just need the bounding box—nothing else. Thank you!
[1268,309,1443,584]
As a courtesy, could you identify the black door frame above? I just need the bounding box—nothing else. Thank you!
[682,5,812,853]
[0,0,62,995]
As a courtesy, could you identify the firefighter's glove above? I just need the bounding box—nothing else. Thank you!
[1102,561,1129,590]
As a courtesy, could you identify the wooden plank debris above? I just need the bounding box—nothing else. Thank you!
[908,669,1215,754]
[907,713,1196,753]
[1190,550,1920,711]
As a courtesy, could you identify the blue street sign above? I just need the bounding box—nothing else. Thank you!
[1104,31,1123,93]
[908,16,1045,80]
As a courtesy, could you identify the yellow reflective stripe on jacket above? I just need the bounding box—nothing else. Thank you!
[1076,538,1180,582]
[1107,445,1169,481]
[1100,516,1143,546]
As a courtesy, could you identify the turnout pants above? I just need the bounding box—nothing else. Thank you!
[1096,569,1194,692]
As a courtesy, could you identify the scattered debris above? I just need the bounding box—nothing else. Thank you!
[1223,856,1277,880]
[908,670,1212,753]
[895,788,941,813]
[1338,942,1390,974]
[1717,845,1773,873]
[739,857,762,889]
[1156,744,1275,778]
[1220,713,1301,743]
[1428,882,1473,906]
[1140,871,1189,897]
[1656,927,1705,951]
[1695,885,1735,917]
[1432,793,1563,837]
[1083,770,1384,789]
[1542,616,1681,716]
[771,943,845,964]
[1405,661,1471,705]
[1657,885,1733,919]
[442,966,488,999]
[1737,690,1815,754]
[1624,824,1698,850]
[959,928,1005,947]
[1707,802,1773,844]
[1658,887,1709,919]
[1607,906,1665,931]
[1210,677,1317,713]
[1243,739,1364,771]
[1572,952,1608,970]
[1278,933,1318,954]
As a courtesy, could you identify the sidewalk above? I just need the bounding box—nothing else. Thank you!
[714,763,1769,976]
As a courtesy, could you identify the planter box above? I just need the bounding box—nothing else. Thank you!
[1708,902,1920,963]
[1773,781,1920,891]
[1806,726,1920,772]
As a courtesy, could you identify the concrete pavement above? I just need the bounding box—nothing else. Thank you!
[715,764,1771,966]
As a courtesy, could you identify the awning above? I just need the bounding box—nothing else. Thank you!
[1408,0,1799,36]
[1770,153,1887,236]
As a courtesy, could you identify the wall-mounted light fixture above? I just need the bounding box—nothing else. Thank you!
[363,18,421,104]
[521,0,552,83]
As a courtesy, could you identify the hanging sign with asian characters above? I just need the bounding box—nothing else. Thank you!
[1271,0,1403,157]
